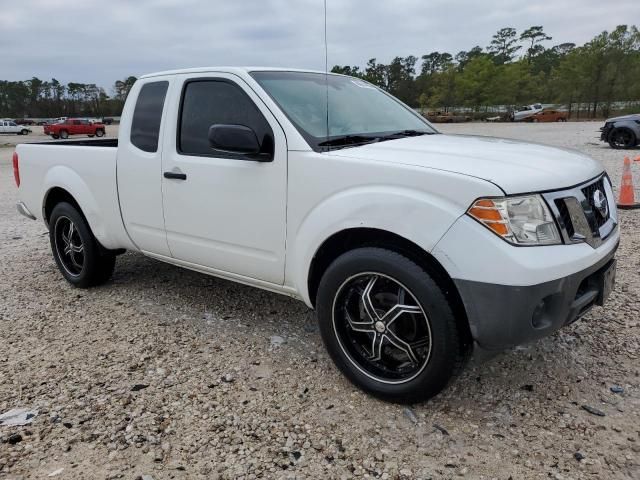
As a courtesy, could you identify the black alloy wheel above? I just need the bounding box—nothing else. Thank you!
[316,248,463,403]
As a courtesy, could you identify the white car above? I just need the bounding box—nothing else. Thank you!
[14,68,618,403]
[512,103,543,122]
[0,120,31,135]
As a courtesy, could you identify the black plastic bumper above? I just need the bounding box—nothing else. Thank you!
[454,243,618,351]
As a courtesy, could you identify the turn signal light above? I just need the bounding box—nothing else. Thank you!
[467,199,509,237]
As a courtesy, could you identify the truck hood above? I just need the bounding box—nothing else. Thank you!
[330,134,603,194]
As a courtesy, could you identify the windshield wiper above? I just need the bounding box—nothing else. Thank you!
[318,134,381,148]
[319,130,433,150]
[378,129,431,140]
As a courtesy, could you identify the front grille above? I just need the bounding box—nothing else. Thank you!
[554,199,575,238]
[581,177,609,229]
[600,123,612,141]
[543,175,616,248]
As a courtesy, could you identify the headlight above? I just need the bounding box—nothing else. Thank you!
[467,195,561,245]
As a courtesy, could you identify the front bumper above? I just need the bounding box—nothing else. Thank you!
[454,243,617,350]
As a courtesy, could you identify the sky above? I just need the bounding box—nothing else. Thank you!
[1,0,639,92]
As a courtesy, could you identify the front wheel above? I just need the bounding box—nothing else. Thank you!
[51,134,59,139]
[49,202,116,288]
[608,128,636,149]
[59,130,69,139]
[21,129,29,135]
[316,248,462,403]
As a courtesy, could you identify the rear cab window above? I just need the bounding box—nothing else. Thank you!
[130,81,169,152]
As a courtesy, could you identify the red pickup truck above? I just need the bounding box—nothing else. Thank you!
[44,119,106,139]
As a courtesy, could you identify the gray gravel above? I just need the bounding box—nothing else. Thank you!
[1,122,639,479]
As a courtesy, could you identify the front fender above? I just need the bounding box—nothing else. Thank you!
[612,120,640,137]
[288,185,467,306]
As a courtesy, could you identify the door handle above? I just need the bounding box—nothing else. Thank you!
[164,171,187,180]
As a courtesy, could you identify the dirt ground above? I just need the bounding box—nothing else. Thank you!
[0,122,638,480]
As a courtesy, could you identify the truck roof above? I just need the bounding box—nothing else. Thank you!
[139,66,336,79]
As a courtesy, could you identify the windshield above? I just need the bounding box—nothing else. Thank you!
[250,71,436,151]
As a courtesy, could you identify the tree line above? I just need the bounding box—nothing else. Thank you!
[332,25,640,118]
[0,76,137,119]
[2,25,638,119]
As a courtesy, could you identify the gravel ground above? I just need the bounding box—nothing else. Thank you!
[0,122,639,480]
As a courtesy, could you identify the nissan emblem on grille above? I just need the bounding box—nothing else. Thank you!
[593,189,608,218]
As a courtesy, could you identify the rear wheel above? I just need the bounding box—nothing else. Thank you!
[608,128,636,149]
[59,130,69,139]
[316,247,462,403]
[95,129,105,137]
[49,202,116,288]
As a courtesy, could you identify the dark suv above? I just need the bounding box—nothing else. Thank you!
[600,114,640,149]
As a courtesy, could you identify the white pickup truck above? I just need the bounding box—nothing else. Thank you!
[1,120,31,135]
[14,68,618,403]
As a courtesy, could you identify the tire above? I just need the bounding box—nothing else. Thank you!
[21,129,29,135]
[49,202,116,288]
[95,129,105,137]
[51,134,59,139]
[88,135,94,138]
[316,247,462,403]
[59,130,69,139]
[608,128,637,149]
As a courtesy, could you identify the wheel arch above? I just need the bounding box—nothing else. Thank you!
[43,186,84,226]
[43,186,125,256]
[609,124,638,144]
[41,167,107,244]
[306,227,473,349]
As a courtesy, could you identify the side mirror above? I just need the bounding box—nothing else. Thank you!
[208,124,271,160]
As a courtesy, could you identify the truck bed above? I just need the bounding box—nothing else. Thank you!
[15,140,133,251]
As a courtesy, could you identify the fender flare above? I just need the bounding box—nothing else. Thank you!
[610,121,639,142]
[288,185,465,306]
[42,165,107,243]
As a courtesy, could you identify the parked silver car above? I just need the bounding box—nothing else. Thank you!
[510,103,543,122]
[600,113,640,149]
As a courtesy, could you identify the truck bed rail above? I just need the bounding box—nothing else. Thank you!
[31,138,118,147]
